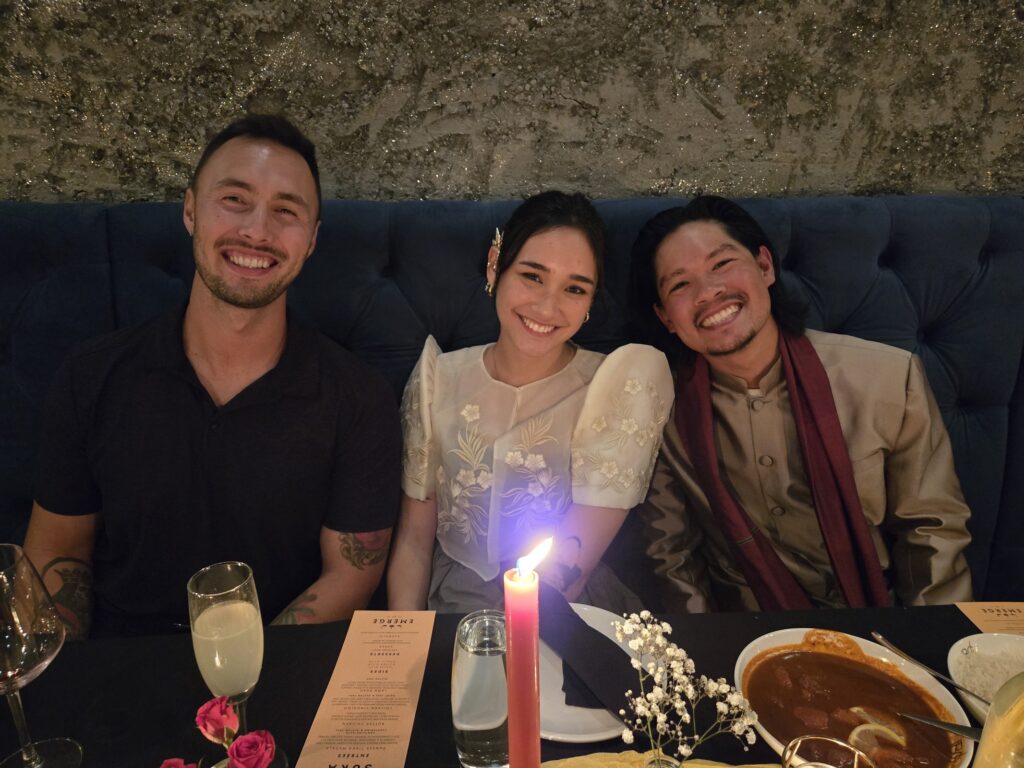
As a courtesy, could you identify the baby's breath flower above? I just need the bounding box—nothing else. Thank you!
[613,612,757,761]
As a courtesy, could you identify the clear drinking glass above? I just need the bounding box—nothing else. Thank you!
[0,543,82,768]
[187,562,264,735]
[782,735,876,767]
[451,610,509,768]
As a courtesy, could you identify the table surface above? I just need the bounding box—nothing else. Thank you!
[0,605,981,767]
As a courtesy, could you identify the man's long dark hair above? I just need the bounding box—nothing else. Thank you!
[629,195,808,366]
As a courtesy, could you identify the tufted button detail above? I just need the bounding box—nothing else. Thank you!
[758,455,774,467]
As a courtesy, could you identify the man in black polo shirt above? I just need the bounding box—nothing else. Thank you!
[25,115,400,638]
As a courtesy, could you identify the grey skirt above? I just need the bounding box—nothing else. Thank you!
[427,545,644,615]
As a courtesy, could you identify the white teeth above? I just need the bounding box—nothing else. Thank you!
[522,316,555,334]
[701,305,739,328]
[227,252,272,269]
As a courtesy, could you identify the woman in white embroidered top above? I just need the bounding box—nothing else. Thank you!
[387,191,674,613]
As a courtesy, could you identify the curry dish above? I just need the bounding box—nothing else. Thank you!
[744,630,964,768]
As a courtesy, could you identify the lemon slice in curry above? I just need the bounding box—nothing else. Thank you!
[850,706,904,733]
[849,722,908,752]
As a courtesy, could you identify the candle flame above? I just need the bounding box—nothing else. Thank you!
[516,537,553,576]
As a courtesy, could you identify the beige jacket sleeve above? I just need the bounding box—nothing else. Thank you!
[638,417,714,614]
[884,355,973,605]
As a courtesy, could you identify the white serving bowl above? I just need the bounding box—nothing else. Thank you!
[947,632,1024,724]
[735,627,972,768]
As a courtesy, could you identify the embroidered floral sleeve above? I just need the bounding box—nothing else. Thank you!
[400,336,441,499]
[571,344,674,509]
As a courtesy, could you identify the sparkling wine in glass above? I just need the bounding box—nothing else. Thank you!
[187,562,264,735]
[0,543,82,768]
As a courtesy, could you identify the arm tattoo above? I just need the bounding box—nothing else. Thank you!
[40,557,92,641]
[272,591,318,626]
[338,529,391,569]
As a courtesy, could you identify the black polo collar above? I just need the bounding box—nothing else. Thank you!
[142,303,320,404]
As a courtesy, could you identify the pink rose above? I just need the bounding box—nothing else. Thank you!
[159,760,197,768]
[228,730,276,768]
[195,696,239,745]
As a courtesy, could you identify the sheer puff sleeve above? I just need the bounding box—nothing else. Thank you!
[401,335,440,500]
[571,344,674,509]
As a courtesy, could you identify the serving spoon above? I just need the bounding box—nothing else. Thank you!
[870,630,991,706]
[897,711,982,742]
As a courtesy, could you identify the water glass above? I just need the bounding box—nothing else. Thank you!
[451,610,508,768]
[782,735,875,767]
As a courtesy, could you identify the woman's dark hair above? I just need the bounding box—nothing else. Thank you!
[191,114,321,218]
[629,195,807,363]
[494,191,606,291]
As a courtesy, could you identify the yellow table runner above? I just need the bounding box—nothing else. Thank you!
[542,751,779,767]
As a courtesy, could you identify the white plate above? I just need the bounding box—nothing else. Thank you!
[947,632,1024,724]
[539,603,627,743]
[734,628,973,768]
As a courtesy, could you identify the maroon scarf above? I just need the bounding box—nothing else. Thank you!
[675,332,890,609]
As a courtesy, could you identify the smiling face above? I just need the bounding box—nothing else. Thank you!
[488,226,597,364]
[654,219,779,382]
[183,136,320,310]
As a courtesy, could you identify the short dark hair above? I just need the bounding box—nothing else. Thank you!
[494,191,606,291]
[629,195,807,363]
[191,114,322,217]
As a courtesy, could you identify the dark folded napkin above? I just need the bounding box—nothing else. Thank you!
[537,583,635,716]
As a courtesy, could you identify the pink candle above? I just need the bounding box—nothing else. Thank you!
[504,538,552,768]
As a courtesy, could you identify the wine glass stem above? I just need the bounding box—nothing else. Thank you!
[5,692,42,767]
[234,697,249,736]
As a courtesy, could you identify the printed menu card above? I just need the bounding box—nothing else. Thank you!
[957,602,1024,635]
[296,610,435,768]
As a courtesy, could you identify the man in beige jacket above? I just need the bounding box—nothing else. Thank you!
[630,196,972,612]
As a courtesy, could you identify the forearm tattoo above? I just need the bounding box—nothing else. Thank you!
[40,557,92,641]
[338,529,391,570]
[272,591,318,626]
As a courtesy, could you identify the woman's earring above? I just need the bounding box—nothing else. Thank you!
[485,282,495,297]
[584,311,590,323]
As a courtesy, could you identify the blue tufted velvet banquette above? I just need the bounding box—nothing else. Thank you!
[2,196,1022,600]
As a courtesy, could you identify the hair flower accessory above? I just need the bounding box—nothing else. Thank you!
[161,697,276,768]
[614,611,758,763]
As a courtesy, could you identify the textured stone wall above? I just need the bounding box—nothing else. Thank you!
[1,0,1022,202]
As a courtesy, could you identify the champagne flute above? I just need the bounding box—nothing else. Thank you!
[187,562,263,736]
[0,543,82,768]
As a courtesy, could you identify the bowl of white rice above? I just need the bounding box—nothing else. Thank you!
[947,633,1024,724]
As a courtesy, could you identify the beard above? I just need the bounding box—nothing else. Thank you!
[704,325,759,357]
[192,237,292,309]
